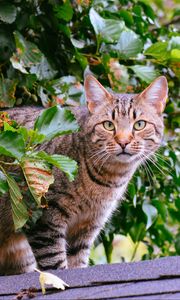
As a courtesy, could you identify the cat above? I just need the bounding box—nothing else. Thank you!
[0,75,168,275]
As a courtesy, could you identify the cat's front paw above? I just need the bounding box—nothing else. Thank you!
[67,256,88,269]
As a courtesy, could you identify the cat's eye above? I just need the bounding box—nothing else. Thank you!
[103,121,115,131]
[134,120,146,131]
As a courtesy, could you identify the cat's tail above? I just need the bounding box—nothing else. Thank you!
[0,232,37,275]
[0,195,36,275]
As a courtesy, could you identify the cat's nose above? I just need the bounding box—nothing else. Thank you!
[119,142,129,149]
[115,133,132,149]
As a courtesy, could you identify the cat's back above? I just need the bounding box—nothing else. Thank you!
[5,106,43,129]
[5,105,87,161]
[6,105,87,129]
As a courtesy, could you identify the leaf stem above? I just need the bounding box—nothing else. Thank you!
[130,241,140,262]
[96,35,101,55]
[0,164,6,174]
[0,160,18,166]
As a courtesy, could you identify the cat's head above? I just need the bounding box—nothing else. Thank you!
[84,75,168,165]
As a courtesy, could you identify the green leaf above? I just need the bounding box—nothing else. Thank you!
[0,30,14,62]
[142,202,158,230]
[3,121,17,132]
[17,126,29,142]
[133,195,137,208]
[54,0,73,22]
[101,233,114,263]
[10,31,42,73]
[34,106,79,141]
[128,183,136,199]
[10,32,56,80]
[133,5,142,17]
[30,56,57,81]
[0,131,25,160]
[168,36,180,50]
[27,129,46,145]
[21,158,54,206]
[0,171,9,194]
[152,200,167,222]
[37,86,50,107]
[118,10,134,26]
[111,30,143,58]
[58,24,71,38]
[6,174,28,230]
[0,2,17,24]
[170,49,180,62]
[175,198,180,211]
[89,8,125,43]
[103,54,129,92]
[3,123,33,144]
[144,42,169,61]
[175,233,180,255]
[129,65,158,83]
[139,1,155,21]
[89,8,105,36]
[0,78,17,108]
[75,51,88,70]
[34,151,78,182]
[44,75,84,106]
[71,37,85,49]
[129,222,146,243]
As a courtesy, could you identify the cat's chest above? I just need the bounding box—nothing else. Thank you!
[70,185,126,227]
[78,173,127,205]
[68,196,118,235]
[68,172,127,236]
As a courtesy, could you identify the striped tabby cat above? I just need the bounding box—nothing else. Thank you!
[0,75,168,275]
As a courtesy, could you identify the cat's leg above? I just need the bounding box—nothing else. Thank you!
[28,200,69,271]
[67,224,100,268]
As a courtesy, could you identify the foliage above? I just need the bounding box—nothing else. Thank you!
[0,0,179,262]
[0,108,78,230]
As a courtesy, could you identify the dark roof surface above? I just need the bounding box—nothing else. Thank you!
[0,256,180,299]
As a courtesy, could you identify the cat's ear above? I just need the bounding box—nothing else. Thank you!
[84,75,112,113]
[138,76,168,114]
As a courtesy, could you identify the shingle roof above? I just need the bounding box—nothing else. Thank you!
[0,256,180,299]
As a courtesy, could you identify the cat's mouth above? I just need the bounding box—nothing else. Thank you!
[116,151,133,156]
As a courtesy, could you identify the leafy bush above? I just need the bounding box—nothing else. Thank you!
[0,0,179,262]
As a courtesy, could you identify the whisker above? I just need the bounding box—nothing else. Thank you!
[131,145,172,175]
[92,151,109,169]
[98,154,110,174]
[87,148,106,161]
[138,154,156,186]
[142,152,168,177]
[152,152,172,169]
[152,153,172,167]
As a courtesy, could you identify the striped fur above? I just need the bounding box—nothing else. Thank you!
[0,76,168,274]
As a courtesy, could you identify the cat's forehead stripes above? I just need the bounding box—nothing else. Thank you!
[112,105,119,120]
[112,94,138,119]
